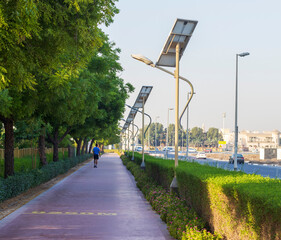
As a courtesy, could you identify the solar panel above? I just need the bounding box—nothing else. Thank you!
[156,19,197,67]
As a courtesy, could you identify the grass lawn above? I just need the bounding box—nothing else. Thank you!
[0,152,68,178]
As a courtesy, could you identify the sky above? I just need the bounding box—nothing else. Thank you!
[102,0,281,132]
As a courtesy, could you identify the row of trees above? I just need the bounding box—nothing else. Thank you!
[0,0,133,178]
[138,124,223,148]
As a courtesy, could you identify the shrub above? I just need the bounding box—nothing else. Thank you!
[0,154,91,202]
[128,152,281,240]
[121,154,221,240]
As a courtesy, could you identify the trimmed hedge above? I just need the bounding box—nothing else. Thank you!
[130,152,281,240]
[0,154,91,202]
[121,154,222,240]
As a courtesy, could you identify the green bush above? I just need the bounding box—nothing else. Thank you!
[182,226,220,240]
[0,154,91,202]
[121,155,221,240]
[0,151,68,178]
[129,152,281,240]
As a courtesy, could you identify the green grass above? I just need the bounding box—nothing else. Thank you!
[0,151,68,178]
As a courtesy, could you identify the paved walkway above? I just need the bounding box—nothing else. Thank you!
[0,153,172,239]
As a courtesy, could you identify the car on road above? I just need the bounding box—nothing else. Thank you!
[252,148,259,153]
[169,149,175,153]
[196,152,207,159]
[188,148,197,153]
[163,147,174,152]
[205,148,212,153]
[229,154,244,164]
[135,146,143,152]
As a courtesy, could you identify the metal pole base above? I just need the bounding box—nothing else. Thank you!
[131,156,134,161]
[170,177,178,194]
[140,161,145,170]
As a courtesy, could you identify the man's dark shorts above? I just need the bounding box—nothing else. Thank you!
[94,154,99,160]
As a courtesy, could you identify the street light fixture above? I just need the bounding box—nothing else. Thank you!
[126,104,152,139]
[185,92,192,160]
[122,118,139,160]
[155,116,160,150]
[166,108,174,159]
[120,123,133,154]
[132,18,197,192]
[130,122,139,161]
[125,86,152,169]
[234,52,250,171]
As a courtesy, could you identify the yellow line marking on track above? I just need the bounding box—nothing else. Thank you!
[26,211,117,216]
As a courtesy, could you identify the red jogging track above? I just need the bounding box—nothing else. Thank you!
[0,153,173,239]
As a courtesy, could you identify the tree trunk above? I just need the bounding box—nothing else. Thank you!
[53,140,59,162]
[75,138,82,156]
[81,137,87,155]
[68,144,74,158]
[47,127,71,162]
[81,140,85,155]
[38,128,47,166]
[88,138,94,154]
[2,117,14,178]
[85,137,88,154]
[52,128,59,162]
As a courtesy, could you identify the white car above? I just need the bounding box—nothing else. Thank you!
[188,148,197,153]
[196,152,206,159]
[163,147,174,152]
[135,146,143,152]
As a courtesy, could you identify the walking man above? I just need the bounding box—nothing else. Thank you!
[93,144,101,168]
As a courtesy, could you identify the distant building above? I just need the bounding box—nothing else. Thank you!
[221,129,281,151]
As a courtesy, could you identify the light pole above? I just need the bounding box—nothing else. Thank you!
[148,126,150,151]
[166,108,173,159]
[132,54,195,190]
[155,116,159,151]
[122,118,139,161]
[132,18,197,192]
[186,92,191,160]
[131,120,139,161]
[234,52,249,171]
[126,104,152,169]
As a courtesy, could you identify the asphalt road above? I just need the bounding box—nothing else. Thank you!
[148,151,281,179]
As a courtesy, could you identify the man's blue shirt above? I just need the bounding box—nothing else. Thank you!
[93,147,100,155]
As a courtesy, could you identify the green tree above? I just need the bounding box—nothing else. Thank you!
[140,123,164,148]
[69,36,133,156]
[0,0,119,177]
[167,124,175,146]
[190,127,205,147]
[206,127,223,147]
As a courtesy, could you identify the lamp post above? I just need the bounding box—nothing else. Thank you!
[155,116,160,151]
[148,126,151,151]
[124,131,127,153]
[126,103,152,169]
[131,120,139,161]
[166,108,173,159]
[132,19,197,192]
[234,52,249,171]
[122,118,139,161]
[132,54,195,190]
[186,92,191,160]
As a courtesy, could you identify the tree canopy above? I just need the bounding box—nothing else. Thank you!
[0,0,133,177]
